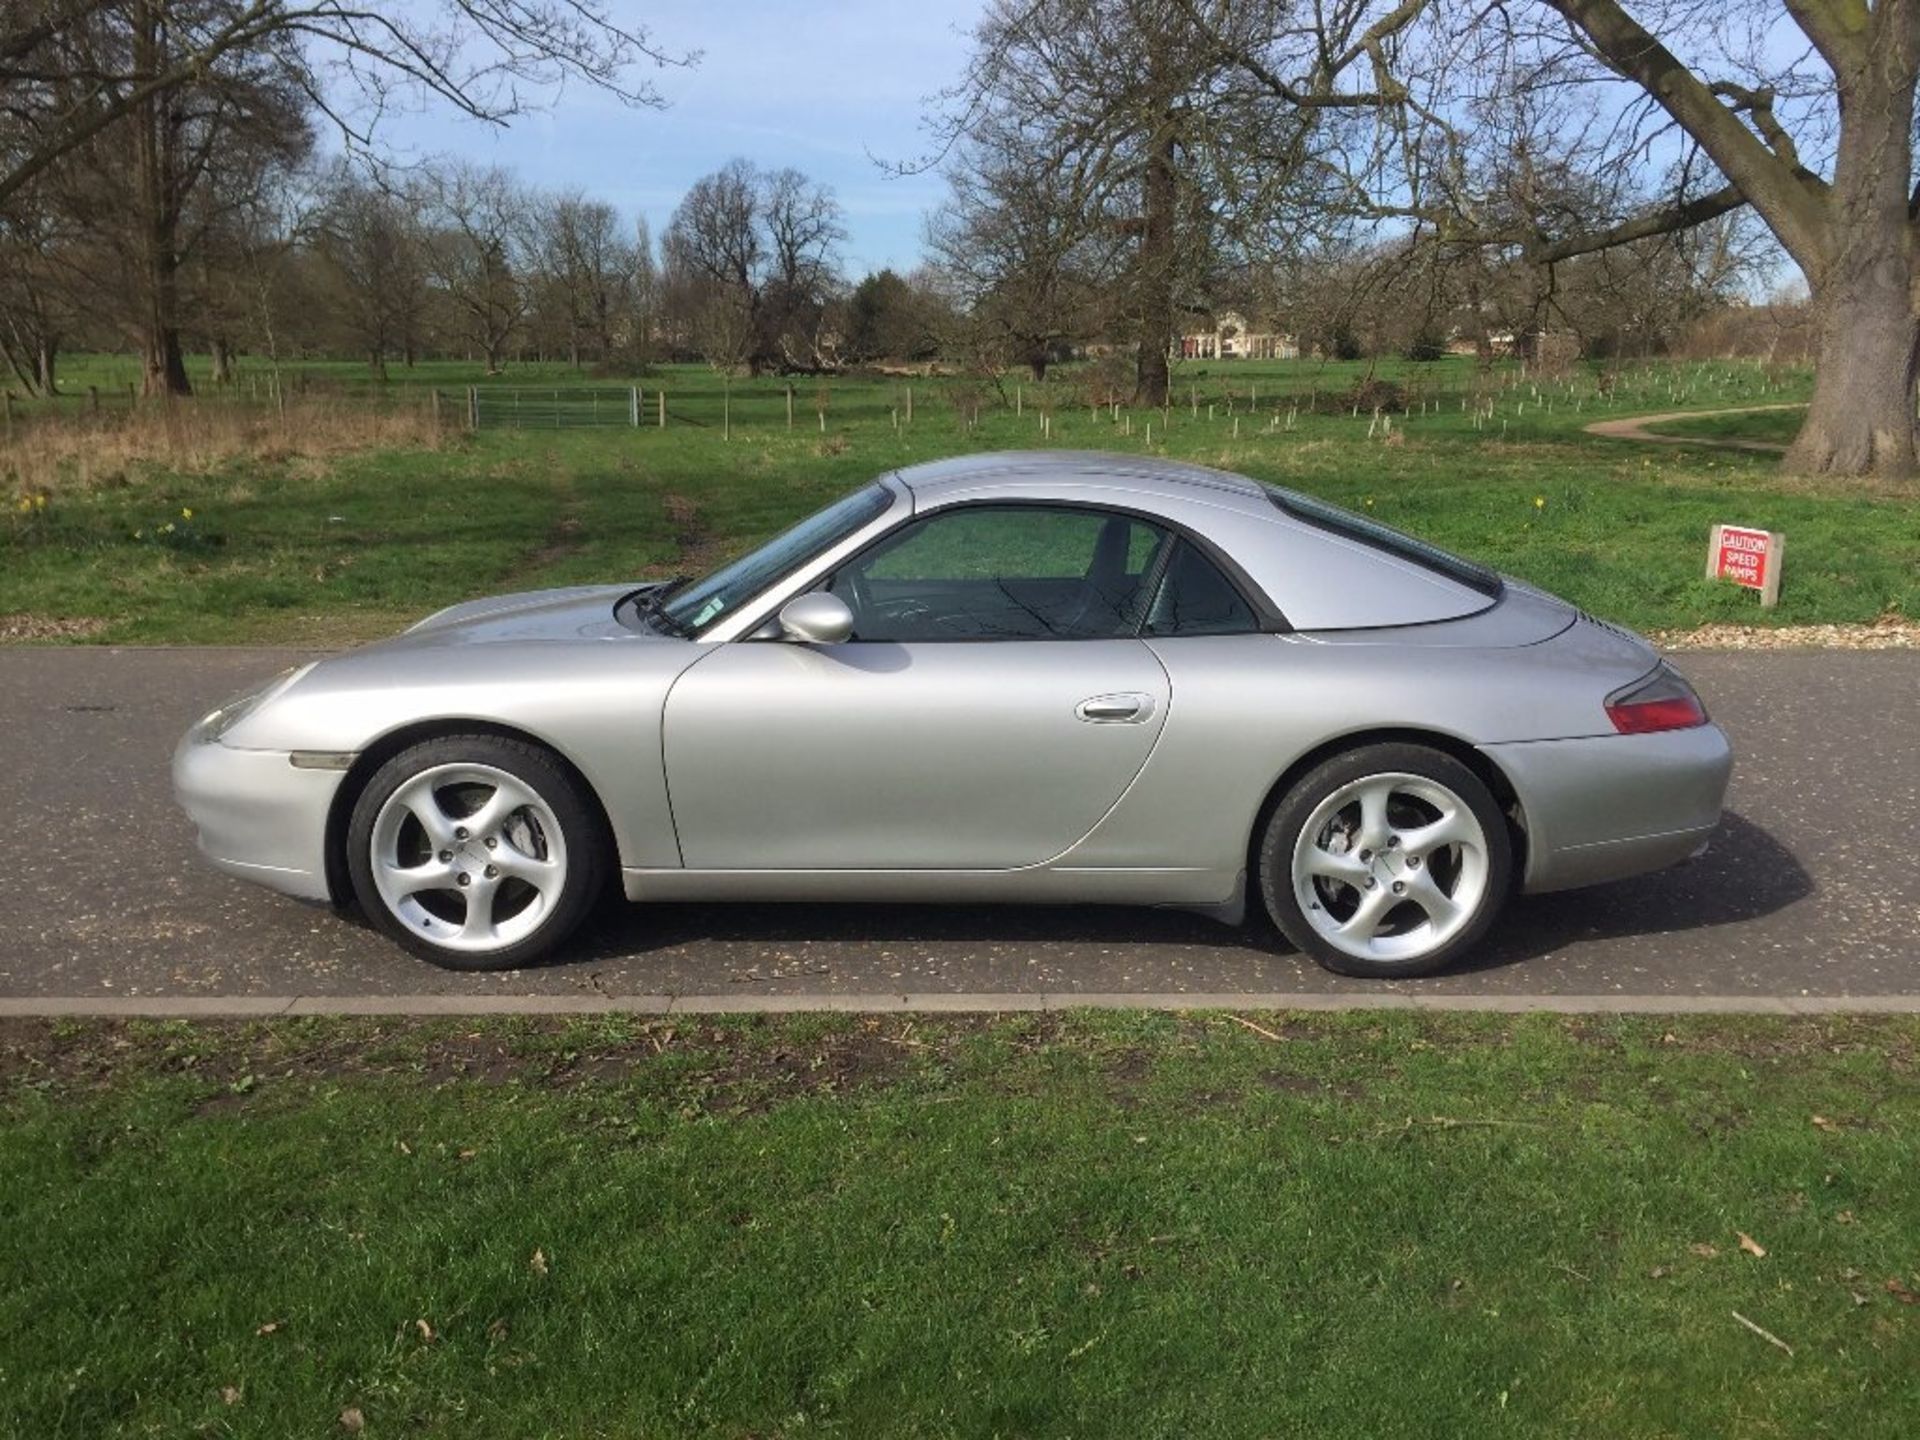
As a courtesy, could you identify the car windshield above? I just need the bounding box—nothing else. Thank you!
[658,481,895,633]
[1262,484,1502,596]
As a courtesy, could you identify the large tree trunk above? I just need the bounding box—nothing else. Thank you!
[1782,10,1920,477]
[1787,276,1919,476]
[34,338,55,396]
[1132,115,1177,407]
[209,337,234,386]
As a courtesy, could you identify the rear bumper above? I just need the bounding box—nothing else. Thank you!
[1482,724,1733,894]
[172,719,344,902]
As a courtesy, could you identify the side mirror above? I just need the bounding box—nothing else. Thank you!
[776,591,854,645]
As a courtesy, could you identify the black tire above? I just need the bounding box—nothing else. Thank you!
[1258,743,1513,979]
[345,733,609,971]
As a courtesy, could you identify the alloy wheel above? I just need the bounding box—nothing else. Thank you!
[367,762,569,953]
[1289,771,1491,964]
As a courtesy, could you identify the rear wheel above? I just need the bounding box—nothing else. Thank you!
[1259,744,1512,979]
[346,734,608,971]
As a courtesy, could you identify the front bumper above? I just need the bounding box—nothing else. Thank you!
[172,717,346,901]
[1483,723,1734,894]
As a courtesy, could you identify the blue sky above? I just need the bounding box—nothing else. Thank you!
[361,0,985,275]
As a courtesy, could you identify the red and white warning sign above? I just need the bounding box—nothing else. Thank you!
[1707,523,1784,607]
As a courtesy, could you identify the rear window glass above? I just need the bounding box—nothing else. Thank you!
[1263,486,1502,596]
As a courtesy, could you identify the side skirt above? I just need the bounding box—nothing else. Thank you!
[619,864,1237,912]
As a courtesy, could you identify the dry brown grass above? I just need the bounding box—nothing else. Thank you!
[1,396,453,496]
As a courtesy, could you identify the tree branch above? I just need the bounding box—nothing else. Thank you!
[1781,0,1871,75]
[1544,0,1833,270]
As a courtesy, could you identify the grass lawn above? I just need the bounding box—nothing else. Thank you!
[1644,407,1810,446]
[3,356,1917,643]
[2,1011,1916,1437]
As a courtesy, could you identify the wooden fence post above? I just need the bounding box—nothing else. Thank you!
[467,387,478,430]
[430,388,441,427]
[658,391,666,428]
[89,386,100,414]
[631,386,640,428]
[905,385,913,424]
[786,385,794,429]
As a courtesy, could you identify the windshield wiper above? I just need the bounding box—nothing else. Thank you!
[633,575,695,636]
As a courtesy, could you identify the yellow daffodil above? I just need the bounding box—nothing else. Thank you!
[33,494,47,510]
[1533,496,1546,509]
[181,507,193,519]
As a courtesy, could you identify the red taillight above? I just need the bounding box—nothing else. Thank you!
[1606,666,1708,734]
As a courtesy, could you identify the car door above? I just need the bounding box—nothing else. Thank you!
[661,504,1175,871]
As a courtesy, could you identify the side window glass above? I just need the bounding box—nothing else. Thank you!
[833,506,1170,641]
[1143,542,1258,637]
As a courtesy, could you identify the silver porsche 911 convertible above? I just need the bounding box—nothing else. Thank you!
[174,451,1732,978]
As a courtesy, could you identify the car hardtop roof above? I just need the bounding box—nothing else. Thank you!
[889,451,1269,505]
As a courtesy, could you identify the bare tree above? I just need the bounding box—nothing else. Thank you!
[925,0,1356,405]
[529,191,633,367]
[758,167,847,369]
[927,126,1118,380]
[424,164,530,374]
[0,178,76,394]
[624,214,658,369]
[313,167,430,377]
[1184,0,1920,477]
[661,159,844,373]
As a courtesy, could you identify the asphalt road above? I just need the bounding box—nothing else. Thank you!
[1,645,1914,1002]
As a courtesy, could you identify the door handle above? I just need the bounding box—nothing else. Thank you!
[1076,692,1155,724]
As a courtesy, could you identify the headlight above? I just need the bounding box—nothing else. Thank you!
[199,664,314,742]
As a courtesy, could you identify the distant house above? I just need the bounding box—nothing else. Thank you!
[1180,311,1299,360]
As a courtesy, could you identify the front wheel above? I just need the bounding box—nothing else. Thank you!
[1258,744,1513,979]
[346,734,609,971]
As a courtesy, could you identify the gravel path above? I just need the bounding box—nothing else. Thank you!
[1584,403,1804,454]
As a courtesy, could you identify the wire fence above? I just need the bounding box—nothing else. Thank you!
[2,358,1815,448]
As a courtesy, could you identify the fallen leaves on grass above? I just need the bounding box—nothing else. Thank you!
[1689,1243,1720,1259]
[1887,1278,1920,1305]
[340,1406,365,1432]
[1812,1114,1840,1132]
[220,1386,241,1406]
[254,1320,282,1336]
[1738,1232,1768,1259]
[530,1247,549,1277]
[414,1318,435,1343]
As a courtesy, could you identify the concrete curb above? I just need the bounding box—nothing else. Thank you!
[4,992,1920,1019]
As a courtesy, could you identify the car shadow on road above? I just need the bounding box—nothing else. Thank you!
[1457,810,1812,972]
[568,810,1810,978]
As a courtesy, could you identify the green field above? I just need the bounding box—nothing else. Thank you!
[5,355,1916,644]
[4,1011,1916,1438]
